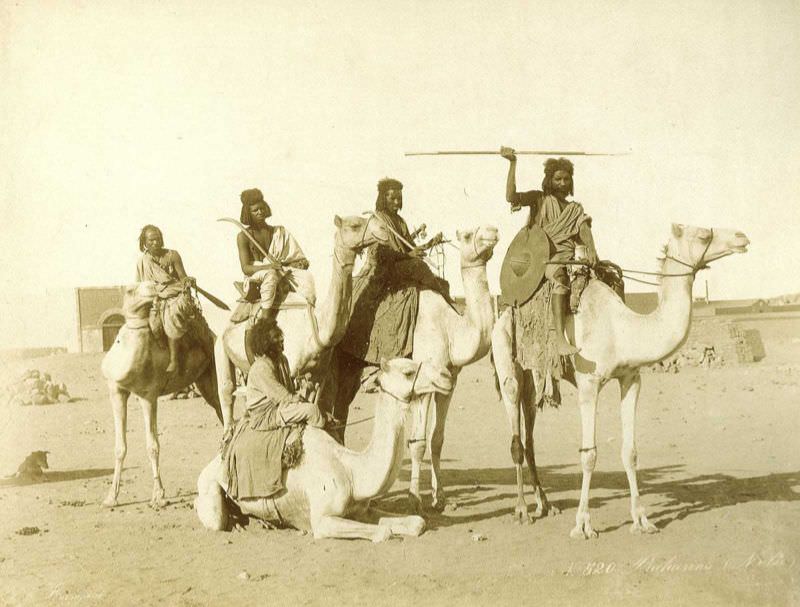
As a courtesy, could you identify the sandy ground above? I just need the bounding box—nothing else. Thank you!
[0,315,798,606]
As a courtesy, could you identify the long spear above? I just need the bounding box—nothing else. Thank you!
[405,149,630,157]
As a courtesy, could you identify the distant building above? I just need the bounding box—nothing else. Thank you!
[75,286,126,352]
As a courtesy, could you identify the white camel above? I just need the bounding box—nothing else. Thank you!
[215,215,389,431]
[326,225,500,512]
[195,358,453,541]
[101,283,222,508]
[491,223,749,537]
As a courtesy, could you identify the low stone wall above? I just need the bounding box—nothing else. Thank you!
[648,319,765,373]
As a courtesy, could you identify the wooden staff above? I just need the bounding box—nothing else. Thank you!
[405,149,630,157]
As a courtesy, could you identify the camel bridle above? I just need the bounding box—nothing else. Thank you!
[618,228,725,287]
[378,361,423,404]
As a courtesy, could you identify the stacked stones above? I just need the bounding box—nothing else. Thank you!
[649,319,765,373]
[3,370,70,406]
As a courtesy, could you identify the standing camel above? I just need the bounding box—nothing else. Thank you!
[328,225,500,512]
[215,215,389,431]
[195,358,454,541]
[101,283,222,508]
[492,223,749,536]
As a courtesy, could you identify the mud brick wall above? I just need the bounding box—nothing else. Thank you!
[649,318,765,372]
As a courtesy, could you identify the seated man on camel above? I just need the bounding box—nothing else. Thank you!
[220,316,327,502]
[135,224,201,374]
[501,147,599,355]
[236,187,313,363]
[320,177,448,432]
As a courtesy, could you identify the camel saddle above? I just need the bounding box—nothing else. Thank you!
[229,279,312,325]
[499,225,552,307]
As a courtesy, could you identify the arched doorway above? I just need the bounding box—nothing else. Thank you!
[102,314,125,351]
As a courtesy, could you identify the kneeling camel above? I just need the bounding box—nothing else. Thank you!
[195,358,453,542]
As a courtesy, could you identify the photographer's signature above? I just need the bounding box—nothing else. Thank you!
[563,551,793,576]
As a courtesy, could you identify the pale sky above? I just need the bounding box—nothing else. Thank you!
[1,1,799,347]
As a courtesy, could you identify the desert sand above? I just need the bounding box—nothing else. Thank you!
[0,314,798,606]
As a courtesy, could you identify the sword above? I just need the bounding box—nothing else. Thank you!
[362,212,440,270]
[216,217,282,267]
[194,285,230,311]
[405,149,630,157]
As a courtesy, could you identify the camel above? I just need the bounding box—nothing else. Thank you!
[195,358,454,541]
[215,215,390,431]
[101,282,222,508]
[491,223,750,537]
[326,225,500,513]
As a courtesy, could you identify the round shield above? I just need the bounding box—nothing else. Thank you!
[499,225,552,306]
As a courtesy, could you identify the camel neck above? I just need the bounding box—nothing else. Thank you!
[345,393,407,502]
[448,263,494,366]
[314,242,355,348]
[647,257,696,361]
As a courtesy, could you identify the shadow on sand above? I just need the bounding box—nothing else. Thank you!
[0,468,114,488]
[374,463,800,532]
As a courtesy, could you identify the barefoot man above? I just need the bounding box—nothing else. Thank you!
[501,147,599,355]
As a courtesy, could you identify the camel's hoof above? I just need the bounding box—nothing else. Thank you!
[150,495,168,511]
[101,495,118,509]
[371,525,392,543]
[407,493,424,516]
[430,495,447,514]
[535,504,561,518]
[631,521,659,535]
[407,515,426,537]
[513,510,533,525]
[570,525,598,540]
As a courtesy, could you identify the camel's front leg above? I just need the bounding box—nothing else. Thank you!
[619,373,658,535]
[429,390,454,512]
[522,395,559,518]
[491,310,529,523]
[571,374,600,539]
[407,394,431,515]
[214,336,235,433]
[312,515,392,543]
[355,504,426,537]
[139,392,167,510]
[102,382,129,508]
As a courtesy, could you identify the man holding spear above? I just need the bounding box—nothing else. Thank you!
[500,146,598,355]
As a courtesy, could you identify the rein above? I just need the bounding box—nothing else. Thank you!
[326,362,423,431]
[461,231,489,269]
[547,229,719,287]
[377,361,422,404]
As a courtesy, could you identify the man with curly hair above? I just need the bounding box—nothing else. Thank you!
[500,147,599,355]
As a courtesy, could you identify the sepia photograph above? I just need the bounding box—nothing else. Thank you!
[1,1,798,605]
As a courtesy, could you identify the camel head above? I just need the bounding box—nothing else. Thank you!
[334,215,392,253]
[455,225,500,267]
[667,224,750,270]
[122,282,156,320]
[378,358,453,406]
